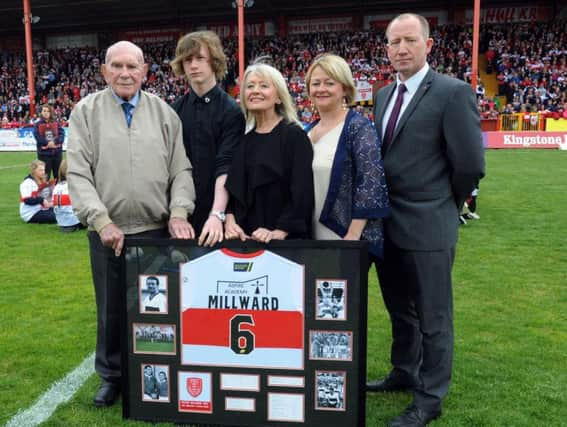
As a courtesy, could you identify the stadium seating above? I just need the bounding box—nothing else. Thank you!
[1,21,565,124]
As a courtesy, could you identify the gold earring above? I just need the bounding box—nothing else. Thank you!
[310,99,318,116]
[342,97,348,111]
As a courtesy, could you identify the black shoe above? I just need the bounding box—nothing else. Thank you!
[93,380,121,407]
[387,404,441,427]
[366,370,416,392]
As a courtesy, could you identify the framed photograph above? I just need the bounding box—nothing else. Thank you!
[309,330,353,361]
[316,279,347,320]
[139,274,168,314]
[141,364,170,403]
[315,371,346,411]
[133,323,176,355]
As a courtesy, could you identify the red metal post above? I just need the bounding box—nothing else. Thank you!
[471,0,481,91]
[23,0,36,118]
[238,0,245,86]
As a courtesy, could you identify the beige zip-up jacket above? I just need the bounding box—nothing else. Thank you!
[67,88,195,234]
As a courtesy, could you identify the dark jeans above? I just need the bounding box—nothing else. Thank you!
[28,208,56,224]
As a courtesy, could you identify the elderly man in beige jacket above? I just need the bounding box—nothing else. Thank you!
[67,40,195,408]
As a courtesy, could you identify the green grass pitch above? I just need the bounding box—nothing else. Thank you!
[1,150,566,426]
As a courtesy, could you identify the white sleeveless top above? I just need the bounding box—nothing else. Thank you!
[309,122,344,240]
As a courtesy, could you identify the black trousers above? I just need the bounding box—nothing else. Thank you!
[28,208,56,224]
[371,237,455,411]
[38,152,62,180]
[88,228,167,382]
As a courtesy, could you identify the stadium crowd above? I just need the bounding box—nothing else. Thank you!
[1,20,566,127]
[484,20,567,117]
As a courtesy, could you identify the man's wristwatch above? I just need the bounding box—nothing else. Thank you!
[209,210,226,222]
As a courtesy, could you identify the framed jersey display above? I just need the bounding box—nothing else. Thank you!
[121,239,368,427]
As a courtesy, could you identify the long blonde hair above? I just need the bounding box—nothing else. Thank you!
[239,62,301,133]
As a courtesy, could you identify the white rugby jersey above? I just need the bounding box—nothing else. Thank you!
[180,249,304,369]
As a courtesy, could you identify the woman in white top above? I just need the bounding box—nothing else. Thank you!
[306,54,390,258]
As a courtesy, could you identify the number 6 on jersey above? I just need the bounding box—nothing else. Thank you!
[230,314,255,354]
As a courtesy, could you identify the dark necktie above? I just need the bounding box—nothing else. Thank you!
[121,102,134,127]
[382,83,407,152]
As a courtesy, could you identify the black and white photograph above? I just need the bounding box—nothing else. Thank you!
[141,364,170,402]
[133,323,176,355]
[316,279,346,320]
[139,274,168,314]
[309,331,353,361]
[315,371,346,411]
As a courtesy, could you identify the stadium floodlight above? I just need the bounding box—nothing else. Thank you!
[22,14,40,24]
[231,0,254,7]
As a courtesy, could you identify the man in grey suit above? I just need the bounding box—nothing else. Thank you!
[367,13,485,427]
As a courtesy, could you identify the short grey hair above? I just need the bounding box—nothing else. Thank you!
[105,41,144,64]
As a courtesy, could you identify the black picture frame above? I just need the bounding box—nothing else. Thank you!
[121,239,368,427]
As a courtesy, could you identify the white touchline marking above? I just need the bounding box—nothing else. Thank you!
[6,352,95,427]
[0,164,29,170]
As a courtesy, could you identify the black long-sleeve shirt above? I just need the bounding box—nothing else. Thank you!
[172,85,245,234]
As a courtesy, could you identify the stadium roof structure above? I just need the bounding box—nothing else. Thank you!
[0,0,526,37]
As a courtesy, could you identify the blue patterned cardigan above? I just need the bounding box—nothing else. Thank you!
[308,109,390,257]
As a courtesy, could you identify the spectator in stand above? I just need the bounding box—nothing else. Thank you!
[33,103,64,180]
[170,31,245,247]
[19,160,56,224]
[52,159,85,232]
[476,81,486,99]
[224,61,314,243]
[305,54,389,256]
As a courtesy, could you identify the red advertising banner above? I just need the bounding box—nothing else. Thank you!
[288,17,354,34]
[467,7,537,24]
[120,29,182,44]
[484,132,567,149]
[208,22,269,38]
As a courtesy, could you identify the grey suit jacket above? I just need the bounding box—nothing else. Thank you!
[373,69,485,251]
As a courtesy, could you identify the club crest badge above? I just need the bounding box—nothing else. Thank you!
[187,377,202,397]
